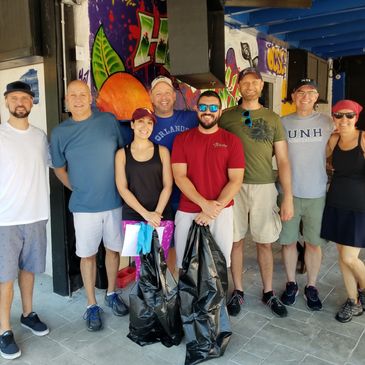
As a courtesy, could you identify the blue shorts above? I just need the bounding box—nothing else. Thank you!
[0,220,47,282]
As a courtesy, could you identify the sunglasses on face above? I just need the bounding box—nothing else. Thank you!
[333,112,357,120]
[242,110,252,128]
[197,104,219,113]
[296,90,318,97]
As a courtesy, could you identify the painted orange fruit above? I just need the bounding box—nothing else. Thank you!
[96,72,153,120]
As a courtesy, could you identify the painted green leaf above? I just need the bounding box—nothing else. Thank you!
[92,25,125,90]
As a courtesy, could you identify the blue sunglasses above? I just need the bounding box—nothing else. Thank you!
[242,110,252,128]
[198,104,219,113]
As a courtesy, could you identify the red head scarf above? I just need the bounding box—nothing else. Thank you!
[332,99,363,118]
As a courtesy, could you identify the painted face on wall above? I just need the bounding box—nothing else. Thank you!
[238,73,264,102]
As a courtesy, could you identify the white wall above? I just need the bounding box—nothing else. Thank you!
[0,63,53,276]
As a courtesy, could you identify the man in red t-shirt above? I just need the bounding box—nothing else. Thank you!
[171,90,245,269]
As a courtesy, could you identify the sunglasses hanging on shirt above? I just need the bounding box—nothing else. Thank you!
[242,110,252,128]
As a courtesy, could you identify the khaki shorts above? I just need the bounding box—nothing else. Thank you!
[73,207,123,257]
[233,183,281,244]
[174,207,233,268]
[278,195,327,246]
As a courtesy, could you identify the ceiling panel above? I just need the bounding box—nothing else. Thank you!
[224,0,365,59]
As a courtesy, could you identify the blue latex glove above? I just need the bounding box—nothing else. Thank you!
[136,222,153,255]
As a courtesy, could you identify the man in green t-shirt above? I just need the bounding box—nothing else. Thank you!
[219,67,293,318]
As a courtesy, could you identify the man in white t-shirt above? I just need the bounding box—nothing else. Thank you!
[278,79,333,311]
[0,81,49,360]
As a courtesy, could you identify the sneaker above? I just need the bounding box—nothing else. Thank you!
[304,285,322,311]
[335,298,363,323]
[227,290,244,316]
[0,331,21,360]
[20,312,49,336]
[358,288,365,310]
[281,282,299,306]
[83,305,103,331]
[262,292,288,318]
[104,292,129,316]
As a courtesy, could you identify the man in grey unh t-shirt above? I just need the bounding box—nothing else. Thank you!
[278,79,333,311]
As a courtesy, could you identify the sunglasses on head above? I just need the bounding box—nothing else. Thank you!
[197,104,219,113]
[333,112,357,120]
[242,110,252,128]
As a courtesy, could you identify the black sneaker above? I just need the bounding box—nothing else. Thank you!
[83,305,103,331]
[358,288,365,310]
[304,285,322,311]
[281,282,299,306]
[20,312,49,336]
[227,290,244,316]
[0,331,21,360]
[262,292,288,318]
[104,292,129,316]
[335,298,363,323]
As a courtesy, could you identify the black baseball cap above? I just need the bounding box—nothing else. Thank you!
[4,81,34,97]
[238,67,263,82]
[293,78,318,92]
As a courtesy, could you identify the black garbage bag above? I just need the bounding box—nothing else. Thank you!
[128,229,183,347]
[179,222,232,365]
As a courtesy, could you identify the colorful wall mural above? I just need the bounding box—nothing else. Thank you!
[87,0,291,119]
[89,0,169,120]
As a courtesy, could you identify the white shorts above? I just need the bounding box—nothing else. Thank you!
[174,207,233,268]
[73,207,123,258]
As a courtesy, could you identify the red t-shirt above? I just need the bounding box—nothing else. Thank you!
[171,127,245,213]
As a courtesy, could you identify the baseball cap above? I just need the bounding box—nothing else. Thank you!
[4,81,35,97]
[293,78,318,92]
[131,107,156,124]
[238,67,263,82]
[150,76,174,90]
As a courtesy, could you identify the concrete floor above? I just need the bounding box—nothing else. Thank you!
[3,239,365,365]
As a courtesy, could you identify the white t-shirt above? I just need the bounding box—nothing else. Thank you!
[0,121,49,225]
[280,112,333,198]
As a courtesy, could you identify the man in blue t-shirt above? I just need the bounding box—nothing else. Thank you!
[149,76,198,272]
[149,76,198,152]
[50,80,127,332]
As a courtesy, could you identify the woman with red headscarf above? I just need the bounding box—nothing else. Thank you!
[321,99,365,323]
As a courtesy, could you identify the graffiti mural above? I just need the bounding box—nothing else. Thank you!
[89,0,168,120]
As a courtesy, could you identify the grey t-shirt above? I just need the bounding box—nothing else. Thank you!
[280,111,333,198]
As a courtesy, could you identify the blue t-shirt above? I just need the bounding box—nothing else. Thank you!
[51,111,124,212]
[149,109,198,210]
[149,110,198,151]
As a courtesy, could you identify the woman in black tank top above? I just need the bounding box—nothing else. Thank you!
[321,100,365,323]
[115,108,174,276]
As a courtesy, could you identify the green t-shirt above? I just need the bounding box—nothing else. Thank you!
[219,106,286,184]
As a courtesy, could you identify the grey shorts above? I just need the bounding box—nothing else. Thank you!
[0,220,47,282]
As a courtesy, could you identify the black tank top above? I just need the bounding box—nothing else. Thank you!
[122,143,173,220]
[327,132,365,212]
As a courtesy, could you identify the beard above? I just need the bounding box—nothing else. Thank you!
[10,107,31,119]
[198,114,218,129]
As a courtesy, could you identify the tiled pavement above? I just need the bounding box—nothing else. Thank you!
[4,239,365,365]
